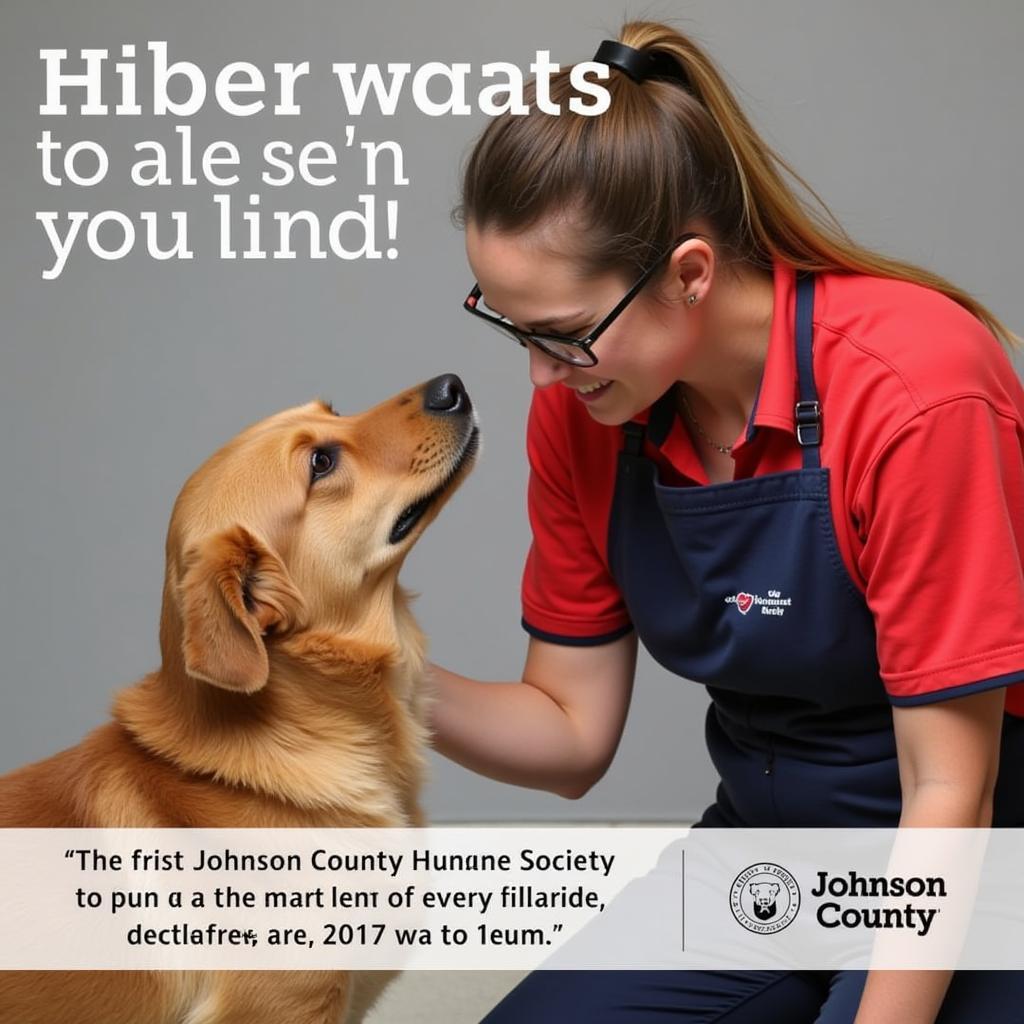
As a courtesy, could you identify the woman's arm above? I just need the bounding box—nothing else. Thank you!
[853,688,1006,1024]
[426,632,638,799]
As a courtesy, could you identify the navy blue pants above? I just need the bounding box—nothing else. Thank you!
[480,967,1024,1023]
[481,770,1024,1022]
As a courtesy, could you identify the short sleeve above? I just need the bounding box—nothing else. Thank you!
[853,396,1024,712]
[521,387,633,645]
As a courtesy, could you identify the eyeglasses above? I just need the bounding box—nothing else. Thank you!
[462,232,706,367]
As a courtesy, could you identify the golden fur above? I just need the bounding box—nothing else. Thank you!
[0,378,478,1023]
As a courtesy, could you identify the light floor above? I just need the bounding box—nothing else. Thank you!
[365,971,527,1024]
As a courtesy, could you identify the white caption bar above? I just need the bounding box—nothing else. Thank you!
[1,827,1022,970]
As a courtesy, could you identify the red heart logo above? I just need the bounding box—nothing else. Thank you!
[736,592,754,615]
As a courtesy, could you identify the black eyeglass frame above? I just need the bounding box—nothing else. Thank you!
[463,232,708,367]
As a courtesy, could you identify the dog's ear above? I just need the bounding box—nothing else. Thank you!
[178,525,304,693]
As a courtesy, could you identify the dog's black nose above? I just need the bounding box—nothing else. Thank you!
[423,373,472,416]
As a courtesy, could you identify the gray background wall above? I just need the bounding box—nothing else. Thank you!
[1,0,1021,823]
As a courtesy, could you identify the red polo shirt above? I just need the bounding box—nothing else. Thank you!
[522,260,1024,716]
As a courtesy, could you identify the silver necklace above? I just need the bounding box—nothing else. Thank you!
[679,388,733,454]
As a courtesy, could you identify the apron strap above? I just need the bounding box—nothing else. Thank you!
[621,386,677,454]
[648,387,678,448]
[794,270,822,469]
[622,421,645,455]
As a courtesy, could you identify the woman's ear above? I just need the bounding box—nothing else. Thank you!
[178,525,305,693]
[668,235,714,305]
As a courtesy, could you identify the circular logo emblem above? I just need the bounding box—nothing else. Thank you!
[730,863,801,934]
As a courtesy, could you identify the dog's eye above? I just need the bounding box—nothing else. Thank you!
[310,446,339,482]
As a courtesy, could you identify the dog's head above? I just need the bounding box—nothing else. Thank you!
[160,374,478,694]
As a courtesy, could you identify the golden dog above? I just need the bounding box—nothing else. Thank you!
[0,373,479,1023]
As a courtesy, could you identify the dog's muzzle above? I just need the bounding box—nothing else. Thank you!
[388,375,479,545]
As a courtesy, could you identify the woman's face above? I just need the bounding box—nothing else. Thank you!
[465,220,707,426]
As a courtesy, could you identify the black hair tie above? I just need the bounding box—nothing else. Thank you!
[592,39,690,87]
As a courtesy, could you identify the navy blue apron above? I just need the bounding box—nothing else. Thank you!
[607,272,1024,828]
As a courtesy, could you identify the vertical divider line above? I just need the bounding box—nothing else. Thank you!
[681,847,686,952]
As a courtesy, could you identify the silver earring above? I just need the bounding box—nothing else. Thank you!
[687,293,698,306]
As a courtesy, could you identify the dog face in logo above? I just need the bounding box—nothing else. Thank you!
[749,881,780,920]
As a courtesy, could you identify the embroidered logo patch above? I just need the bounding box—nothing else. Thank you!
[725,589,793,618]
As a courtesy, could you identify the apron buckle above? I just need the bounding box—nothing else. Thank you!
[795,400,822,447]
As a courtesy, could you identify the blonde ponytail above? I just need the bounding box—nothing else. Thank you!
[619,22,1020,349]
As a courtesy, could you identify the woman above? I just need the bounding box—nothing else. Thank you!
[429,20,1024,1022]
